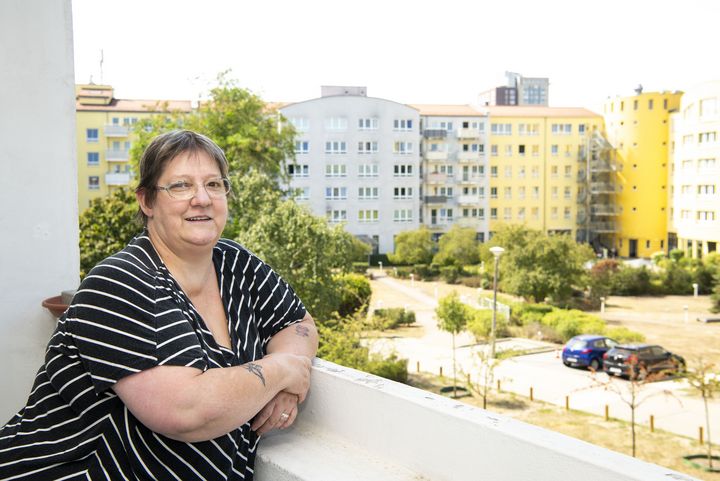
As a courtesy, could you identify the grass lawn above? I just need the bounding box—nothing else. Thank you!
[409,372,720,480]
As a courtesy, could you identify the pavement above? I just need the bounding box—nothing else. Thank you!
[367,272,720,442]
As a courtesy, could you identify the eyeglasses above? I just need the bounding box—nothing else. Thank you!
[155,177,231,200]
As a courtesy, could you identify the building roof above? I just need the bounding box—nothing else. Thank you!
[408,104,482,116]
[478,105,601,118]
[76,98,193,112]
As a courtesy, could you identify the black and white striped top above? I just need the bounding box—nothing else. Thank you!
[0,233,306,480]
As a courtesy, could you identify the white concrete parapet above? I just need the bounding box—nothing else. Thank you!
[257,359,698,481]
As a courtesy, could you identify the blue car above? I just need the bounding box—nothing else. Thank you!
[562,334,619,371]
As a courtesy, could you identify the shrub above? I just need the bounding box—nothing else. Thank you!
[439,265,461,284]
[335,273,372,317]
[390,266,413,279]
[366,353,408,383]
[458,275,484,288]
[511,303,555,326]
[605,326,645,343]
[351,262,369,275]
[371,308,416,330]
[610,266,652,295]
[540,309,606,343]
[466,308,509,341]
[412,263,439,280]
[660,263,694,295]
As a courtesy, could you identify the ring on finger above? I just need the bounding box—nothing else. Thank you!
[279,412,290,422]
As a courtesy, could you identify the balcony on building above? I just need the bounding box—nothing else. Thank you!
[425,150,448,161]
[590,182,621,194]
[424,195,448,205]
[105,172,132,186]
[590,221,619,233]
[422,128,447,139]
[457,194,481,206]
[104,124,130,137]
[590,160,622,173]
[457,150,481,162]
[425,172,447,184]
[591,205,623,216]
[106,149,130,161]
[456,128,480,139]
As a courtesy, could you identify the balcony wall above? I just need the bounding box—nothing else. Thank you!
[256,359,688,481]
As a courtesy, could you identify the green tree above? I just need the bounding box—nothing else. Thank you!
[483,225,594,305]
[436,292,471,397]
[433,225,479,266]
[682,359,720,469]
[79,188,140,278]
[388,227,434,265]
[335,273,372,318]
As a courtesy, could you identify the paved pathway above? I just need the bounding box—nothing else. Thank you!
[368,273,720,442]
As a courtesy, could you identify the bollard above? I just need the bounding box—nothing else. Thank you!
[439,366,443,378]
[416,361,420,373]
[467,373,471,384]
[604,404,609,421]
[649,415,654,433]
[565,396,569,411]
[699,426,704,445]
[497,380,501,392]
[530,387,534,401]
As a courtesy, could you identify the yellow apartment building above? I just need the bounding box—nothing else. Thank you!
[603,90,682,257]
[481,106,604,240]
[75,84,192,211]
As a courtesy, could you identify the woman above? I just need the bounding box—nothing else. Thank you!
[0,130,318,480]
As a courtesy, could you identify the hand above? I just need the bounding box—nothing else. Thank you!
[267,352,312,403]
[250,391,299,435]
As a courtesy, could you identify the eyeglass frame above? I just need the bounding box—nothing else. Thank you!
[154,177,232,200]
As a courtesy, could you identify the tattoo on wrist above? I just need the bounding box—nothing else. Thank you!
[295,324,310,337]
[245,362,266,386]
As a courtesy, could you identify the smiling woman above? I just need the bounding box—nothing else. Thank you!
[0,130,318,481]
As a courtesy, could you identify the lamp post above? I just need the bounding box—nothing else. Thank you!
[489,246,505,358]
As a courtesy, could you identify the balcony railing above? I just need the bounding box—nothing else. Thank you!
[457,150,481,162]
[255,359,687,481]
[590,221,619,233]
[422,129,447,139]
[590,182,621,194]
[591,205,623,216]
[424,195,448,204]
[456,128,480,139]
[106,149,130,161]
[457,195,481,205]
[104,124,130,137]
[425,173,447,184]
[105,172,132,186]
[425,151,448,161]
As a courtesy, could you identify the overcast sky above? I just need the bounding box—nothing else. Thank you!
[71,0,720,113]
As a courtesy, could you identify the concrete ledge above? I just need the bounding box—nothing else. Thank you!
[256,359,699,481]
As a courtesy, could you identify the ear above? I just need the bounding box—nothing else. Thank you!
[136,188,154,219]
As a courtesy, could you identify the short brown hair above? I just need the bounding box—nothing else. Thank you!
[135,130,229,225]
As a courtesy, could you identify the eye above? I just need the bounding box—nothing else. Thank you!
[167,181,192,193]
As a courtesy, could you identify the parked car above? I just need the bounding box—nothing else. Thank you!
[602,344,686,380]
[561,334,619,371]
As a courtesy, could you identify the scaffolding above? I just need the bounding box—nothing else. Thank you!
[576,130,621,254]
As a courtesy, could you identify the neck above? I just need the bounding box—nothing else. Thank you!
[147,227,215,297]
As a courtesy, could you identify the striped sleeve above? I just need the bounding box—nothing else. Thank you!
[252,259,307,345]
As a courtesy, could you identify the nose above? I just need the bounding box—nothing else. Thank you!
[189,184,212,206]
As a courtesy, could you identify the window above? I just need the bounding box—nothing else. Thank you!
[357,141,378,154]
[700,98,718,117]
[564,207,571,220]
[531,166,539,178]
[490,166,498,177]
[682,134,694,145]
[393,209,413,223]
[578,124,586,135]
[358,209,379,223]
[122,117,138,126]
[551,186,558,199]
[294,187,310,201]
[288,164,309,177]
[564,186,571,199]
[294,141,309,154]
[88,176,100,190]
[518,186,526,199]
[325,164,347,177]
[358,187,379,200]
[325,141,347,154]
[327,210,347,223]
[359,164,379,177]
[518,144,526,155]
[681,159,693,170]
[633,99,638,110]
[393,141,413,154]
[698,211,716,221]
[551,123,572,135]
[86,128,99,142]
[504,187,512,199]
[564,165,572,178]
[325,187,347,200]
[504,145,512,156]
[462,208,483,219]
[358,117,378,130]
[531,207,539,220]
[698,158,717,170]
[551,165,559,178]
[503,207,512,220]
[394,164,413,177]
[325,117,348,130]
[648,99,654,110]
[518,165,526,178]
[551,144,558,156]
[491,145,498,156]
[393,187,413,199]
[393,119,413,131]
[504,166,512,178]
[698,185,716,195]
[490,187,498,199]
[490,208,498,220]
[290,117,309,131]
[699,131,717,143]
[87,152,99,166]
[551,207,558,219]
[680,210,691,220]
[532,145,540,157]
[532,186,539,199]
[518,123,539,136]
[491,123,512,135]
[518,207,525,220]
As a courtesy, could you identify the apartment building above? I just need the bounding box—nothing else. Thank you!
[411,105,490,241]
[280,87,422,254]
[76,84,192,210]
[478,71,550,107]
[603,90,682,258]
[668,81,720,258]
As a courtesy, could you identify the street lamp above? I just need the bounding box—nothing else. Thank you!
[489,246,505,358]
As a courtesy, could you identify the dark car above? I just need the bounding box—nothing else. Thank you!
[561,334,619,371]
[602,344,686,380]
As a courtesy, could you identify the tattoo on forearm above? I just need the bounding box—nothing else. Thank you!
[245,362,266,386]
[295,324,310,337]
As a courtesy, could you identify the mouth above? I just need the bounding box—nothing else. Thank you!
[185,216,212,222]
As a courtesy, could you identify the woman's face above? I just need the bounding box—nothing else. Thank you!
[138,149,228,257]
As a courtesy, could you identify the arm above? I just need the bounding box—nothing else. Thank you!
[112,351,311,443]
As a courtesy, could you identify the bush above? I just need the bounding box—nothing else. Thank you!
[335,273,372,317]
[540,309,606,343]
[610,266,652,295]
[458,275,484,288]
[389,266,413,279]
[604,326,646,343]
[466,308,509,341]
[366,353,408,383]
[371,308,416,330]
[511,303,555,326]
[439,265,461,284]
[412,263,439,280]
[661,263,694,295]
[351,262,369,275]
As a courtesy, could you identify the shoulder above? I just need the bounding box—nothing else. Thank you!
[214,238,263,268]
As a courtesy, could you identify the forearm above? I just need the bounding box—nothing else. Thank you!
[266,312,319,359]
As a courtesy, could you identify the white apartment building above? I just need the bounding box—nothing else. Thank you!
[280,87,421,254]
[669,80,720,257]
[412,105,490,242]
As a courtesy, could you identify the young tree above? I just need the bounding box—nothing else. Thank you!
[433,225,479,266]
[682,359,720,469]
[388,227,434,265]
[436,292,472,398]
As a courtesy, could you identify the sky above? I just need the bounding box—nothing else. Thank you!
[71,0,720,114]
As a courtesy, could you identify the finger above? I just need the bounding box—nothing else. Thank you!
[257,408,289,436]
[278,407,297,429]
[251,405,273,431]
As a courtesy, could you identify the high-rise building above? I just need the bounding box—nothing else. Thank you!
[280,87,422,254]
[668,81,720,258]
[603,89,682,258]
[478,72,550,107]
[75,84,192,211]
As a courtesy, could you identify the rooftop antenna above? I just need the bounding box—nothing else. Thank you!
[634,84,643,95]
[99,49,104,85]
